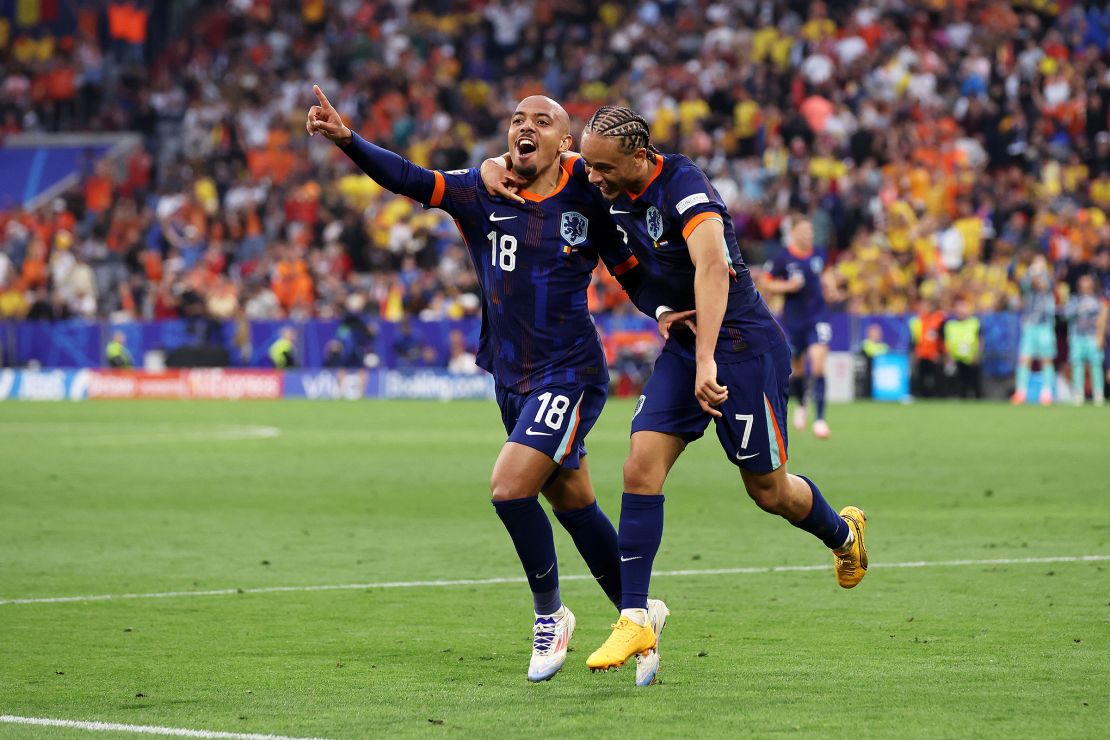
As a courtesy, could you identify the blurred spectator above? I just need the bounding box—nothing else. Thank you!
[393,319,421,368]
[322,338,345,369]
[446,329,478,375]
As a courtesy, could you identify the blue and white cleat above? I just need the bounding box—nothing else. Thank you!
[527,606,575,682]
[634,598,670,686]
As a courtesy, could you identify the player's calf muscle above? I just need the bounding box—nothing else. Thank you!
[541,468,596,512]
[741,469,809,519]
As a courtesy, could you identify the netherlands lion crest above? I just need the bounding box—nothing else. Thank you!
[560,211,588,246]
[646,206,664,241]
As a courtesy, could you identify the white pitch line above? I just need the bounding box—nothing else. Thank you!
[1,555,1105,607]
[0,715,329,740]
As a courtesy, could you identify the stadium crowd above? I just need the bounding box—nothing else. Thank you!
[1,0,1110,348]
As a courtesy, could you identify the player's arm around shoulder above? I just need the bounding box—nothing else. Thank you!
[478,151,584,203]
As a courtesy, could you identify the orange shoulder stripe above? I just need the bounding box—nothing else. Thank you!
[682,211,723,241]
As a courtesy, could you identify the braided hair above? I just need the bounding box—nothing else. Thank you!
[584,106,659,162]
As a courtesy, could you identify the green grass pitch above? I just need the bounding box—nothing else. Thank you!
[0,399,1107,738]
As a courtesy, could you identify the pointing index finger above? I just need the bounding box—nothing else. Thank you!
[313,84,333,110]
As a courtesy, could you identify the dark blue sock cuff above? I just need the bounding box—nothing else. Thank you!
[621,492,664,509]
[553,500,598,525]
[492,497,540,514]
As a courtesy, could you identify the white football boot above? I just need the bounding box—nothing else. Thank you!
[527,605,575,682]
[634,598,671,686]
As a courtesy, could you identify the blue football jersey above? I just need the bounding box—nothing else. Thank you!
[570,154,784,361]
[766,245,829,330]
[425,164,636,393]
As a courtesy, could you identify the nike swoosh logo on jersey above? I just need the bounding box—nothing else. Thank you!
[609,207,630,214]
[489,213,517,222]
[525,427,554,436]
[620,555,643,562]
[736,452,760,461]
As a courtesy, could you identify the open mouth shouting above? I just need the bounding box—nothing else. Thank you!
[515,135,538,169]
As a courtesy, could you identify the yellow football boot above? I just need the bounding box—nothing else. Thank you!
[587,615,657,671]
[834,506,868,588]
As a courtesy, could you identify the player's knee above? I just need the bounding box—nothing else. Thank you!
[623,455,663,493]
[489,473,533,502]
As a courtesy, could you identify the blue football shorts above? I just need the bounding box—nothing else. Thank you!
[631,342,791,474]
[786,320,832,359]
[496,381,608,469]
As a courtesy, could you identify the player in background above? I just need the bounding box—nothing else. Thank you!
[307,88,670,684]
[1012,256,1058,405]
[759,217,837,439]
[480,105,868,675]
[1065,274,1108,406]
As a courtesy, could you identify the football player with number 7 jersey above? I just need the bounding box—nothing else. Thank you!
[480,105,869,678]
[307,88,670,685]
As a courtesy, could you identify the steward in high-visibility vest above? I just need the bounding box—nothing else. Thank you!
[860,323,889,400]
[106,332,134,368]
[943,299,981,399]
[269,327,297,369]
[944,315,980,364]
[908,300,946,398]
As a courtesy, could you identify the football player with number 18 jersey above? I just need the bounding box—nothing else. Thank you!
[308,89,669,685]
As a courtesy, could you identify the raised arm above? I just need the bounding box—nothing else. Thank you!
[307,84,439,204]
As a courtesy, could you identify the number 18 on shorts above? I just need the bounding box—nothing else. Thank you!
[497,383,608,469]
